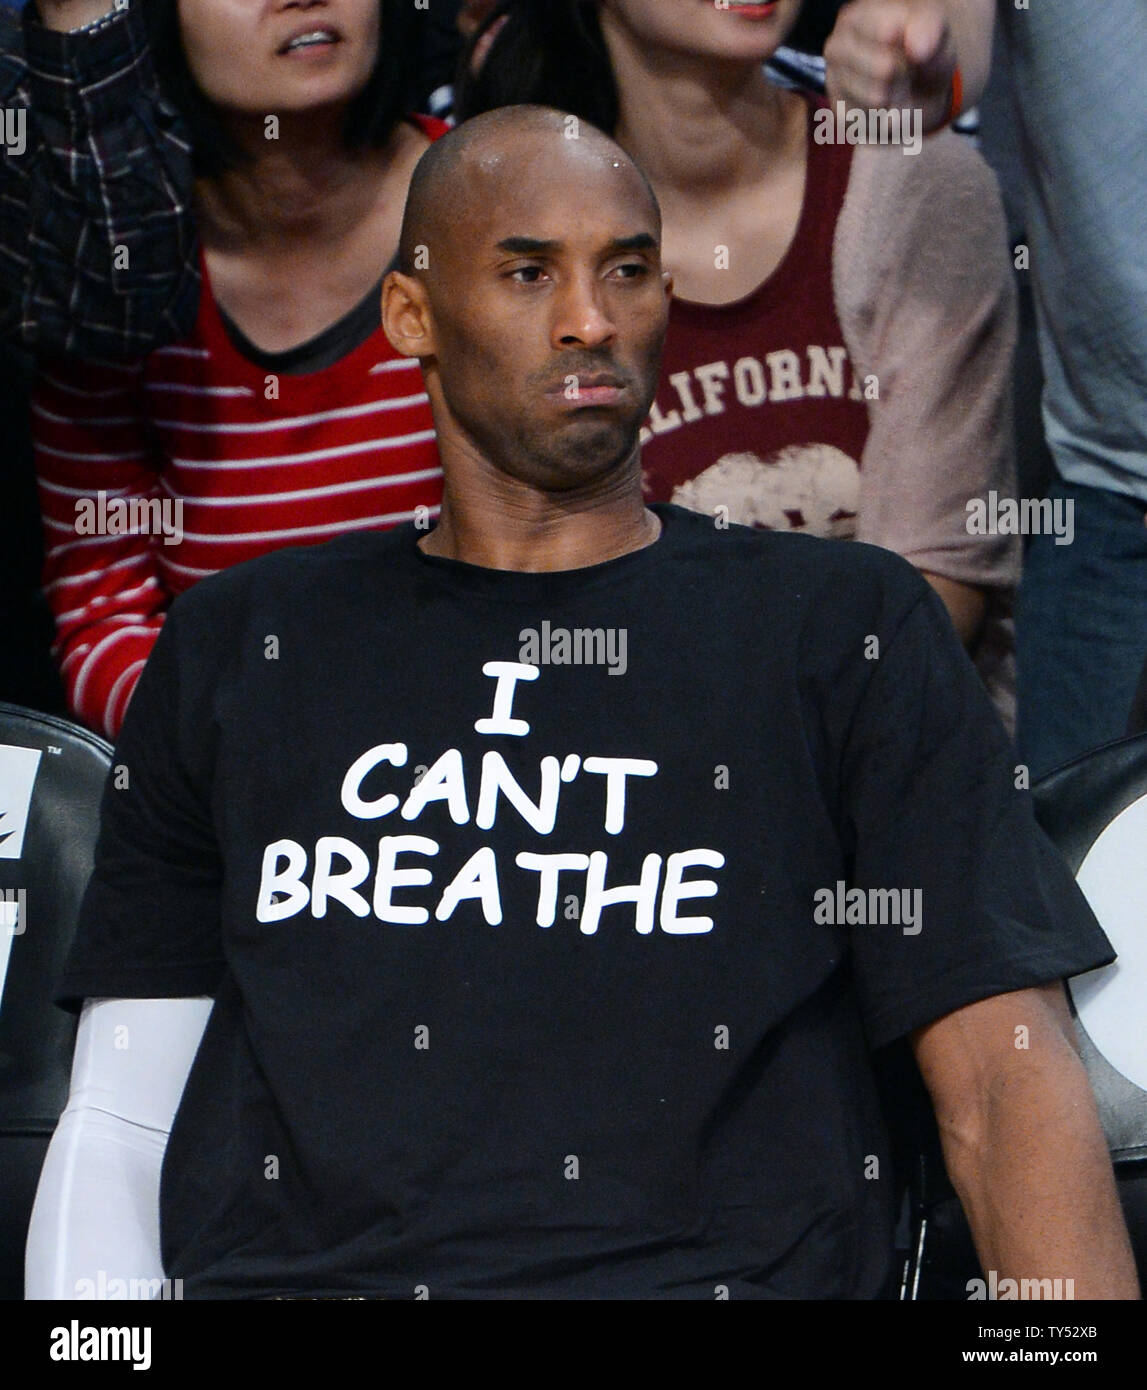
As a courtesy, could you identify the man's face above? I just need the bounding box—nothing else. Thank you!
[419,131,671,493]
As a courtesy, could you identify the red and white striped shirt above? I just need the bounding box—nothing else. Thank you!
[34,227,442,739]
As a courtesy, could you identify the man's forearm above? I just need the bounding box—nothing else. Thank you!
[921,572,987,650]
[940,1041,1139,1298]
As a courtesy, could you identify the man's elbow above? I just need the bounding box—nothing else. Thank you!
[920,571,989,649]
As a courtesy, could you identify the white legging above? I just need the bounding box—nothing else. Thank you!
[24,996,212,1299]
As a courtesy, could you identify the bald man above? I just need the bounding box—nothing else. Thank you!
[27,107,1136,1302]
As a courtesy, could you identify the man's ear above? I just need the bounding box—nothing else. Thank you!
[661,267,674,301]
[382,270,435,360]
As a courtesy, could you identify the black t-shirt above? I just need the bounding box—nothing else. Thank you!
[56,503,1113,1299]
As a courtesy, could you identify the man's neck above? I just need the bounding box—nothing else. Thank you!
[418,453,661,573]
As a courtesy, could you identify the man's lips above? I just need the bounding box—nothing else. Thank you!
[545,374,630,408]
[722,2,779,16]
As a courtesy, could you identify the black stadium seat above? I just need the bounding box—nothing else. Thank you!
[0,702,112,1301]
[1032,733,1147,1268]
[898,731,1147,1298]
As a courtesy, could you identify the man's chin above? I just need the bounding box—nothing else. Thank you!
[540,419,641,486]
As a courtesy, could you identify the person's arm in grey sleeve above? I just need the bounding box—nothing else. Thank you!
[25,996,212,1300]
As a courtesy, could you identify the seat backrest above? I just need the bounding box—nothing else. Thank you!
[0,702,112,1300]
[1033,731,1147,1164]
[896,732,1147,1298]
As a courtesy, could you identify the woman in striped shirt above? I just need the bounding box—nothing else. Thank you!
[33,0,446,739]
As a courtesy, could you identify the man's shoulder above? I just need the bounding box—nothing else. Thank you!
[657,503,932,613]
[169,527,412,622]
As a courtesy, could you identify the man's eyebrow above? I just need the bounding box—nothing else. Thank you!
[495,237,562,255]
[607,233,658,253]
[493,232,658,256]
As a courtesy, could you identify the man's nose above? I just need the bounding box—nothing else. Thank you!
[551,274,616,350]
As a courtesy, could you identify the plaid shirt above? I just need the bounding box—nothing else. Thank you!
[0,1,198,357]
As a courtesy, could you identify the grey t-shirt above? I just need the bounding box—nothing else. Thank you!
[1000,1,1147,501]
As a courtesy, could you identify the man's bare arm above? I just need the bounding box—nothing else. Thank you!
[825,0,996,131]
[910,980,1140,1298]
[921,572,988,650]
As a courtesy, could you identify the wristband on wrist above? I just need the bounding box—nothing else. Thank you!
[924,63,964,138]
[946,64,964,125]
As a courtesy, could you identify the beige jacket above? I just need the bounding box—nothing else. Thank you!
[834,131,1020,733]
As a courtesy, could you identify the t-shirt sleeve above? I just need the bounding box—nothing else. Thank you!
[55,602,226,1013]
[838,578,1114,1050]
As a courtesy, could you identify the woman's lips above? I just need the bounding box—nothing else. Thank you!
[278,28,342,58]
[722,2,780,17]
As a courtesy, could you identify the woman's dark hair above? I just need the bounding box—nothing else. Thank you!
[143,0,422,177]
[786,0,849,55]
[455,1,847,132]
[455,3,618,132]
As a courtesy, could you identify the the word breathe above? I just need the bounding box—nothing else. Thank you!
[965,491,1074,546]
[518,622,627,675]
[813,101,922,157]
[813,880,922,935]
[256,662,726,936]
[1,107,26,157]
[74,490,184,546]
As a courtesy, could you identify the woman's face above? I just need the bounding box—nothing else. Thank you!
[598,0,803,63]
[178,0,381,117]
